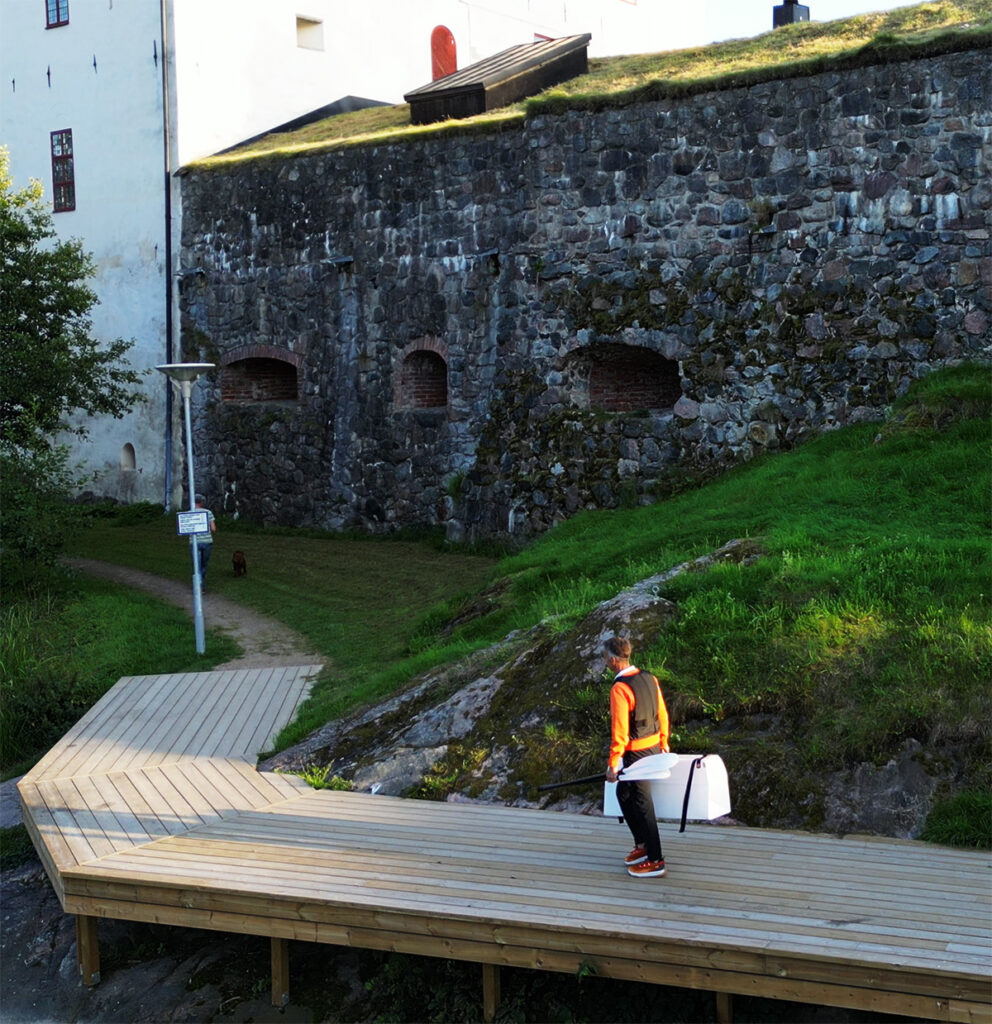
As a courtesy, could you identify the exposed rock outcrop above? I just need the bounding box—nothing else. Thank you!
[266,536,960,840]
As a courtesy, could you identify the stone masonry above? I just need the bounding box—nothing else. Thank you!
[179,45,991,539]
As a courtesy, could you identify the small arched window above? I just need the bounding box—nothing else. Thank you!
[431,25,457,80]
[401,350,448,409]
[121,443,136,470]
[221,357,298,403]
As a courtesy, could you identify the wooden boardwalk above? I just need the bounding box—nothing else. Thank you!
[19,667,992,1023]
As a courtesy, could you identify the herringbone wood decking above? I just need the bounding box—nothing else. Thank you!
[19,667,992,1022]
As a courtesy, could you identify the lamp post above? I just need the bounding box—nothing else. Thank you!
[156,362,215,654]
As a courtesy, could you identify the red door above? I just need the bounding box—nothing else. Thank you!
[431,25,457,80]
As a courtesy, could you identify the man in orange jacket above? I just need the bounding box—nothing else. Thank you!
[604,635,670,878]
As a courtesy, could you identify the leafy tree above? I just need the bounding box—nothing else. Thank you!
[0,148,142,570]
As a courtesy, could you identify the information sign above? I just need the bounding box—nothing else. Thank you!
[177,510,210,536]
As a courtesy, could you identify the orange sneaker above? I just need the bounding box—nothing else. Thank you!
[624,845,647,866]
[627,858,666,878]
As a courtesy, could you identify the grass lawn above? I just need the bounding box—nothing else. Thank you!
[67,523,498,746]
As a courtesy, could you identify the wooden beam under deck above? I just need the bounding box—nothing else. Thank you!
[18,667,992,1022]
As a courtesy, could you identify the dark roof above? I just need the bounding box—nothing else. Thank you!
[404,34,591,125]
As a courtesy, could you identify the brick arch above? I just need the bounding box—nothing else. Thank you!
[569,343,682,413]
[394,338,449,410]
[220,346,301,403]
[219,345,303,369]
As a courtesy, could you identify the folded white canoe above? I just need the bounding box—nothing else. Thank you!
[604,753,731,829]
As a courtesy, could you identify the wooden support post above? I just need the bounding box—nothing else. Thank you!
[75,915,100,986]
[715,990,733,1024]
[482,962,501,1023]
[271,936,290,1007]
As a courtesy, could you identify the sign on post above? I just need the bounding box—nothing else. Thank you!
[176,510,210,536]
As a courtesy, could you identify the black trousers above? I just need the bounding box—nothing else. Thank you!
[618,746,663,862]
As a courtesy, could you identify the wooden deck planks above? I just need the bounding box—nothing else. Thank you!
[229,667,307,757]
[18,665,991,1023]
[60,877,988,1006]
[60,800,988,981]
[249,793,987,911]
[167,669,267,760]
[194,665,320,760]
[28,671,177,782]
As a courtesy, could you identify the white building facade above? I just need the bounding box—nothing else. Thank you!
[2,0,173,503]
[1,0,704,507]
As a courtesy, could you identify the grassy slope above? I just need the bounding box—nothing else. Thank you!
[192,0,992,167]
[71,366,991,789]
[413,366,989,790]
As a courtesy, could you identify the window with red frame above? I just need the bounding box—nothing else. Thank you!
[46,0,69,28]
[51,130,75,212]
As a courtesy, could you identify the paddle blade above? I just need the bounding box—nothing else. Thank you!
[618,752,679,781]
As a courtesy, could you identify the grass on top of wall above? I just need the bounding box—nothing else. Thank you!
[530,0,991,113]
[192,0,991,168]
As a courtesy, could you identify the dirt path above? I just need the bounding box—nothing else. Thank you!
[64,557,321,670]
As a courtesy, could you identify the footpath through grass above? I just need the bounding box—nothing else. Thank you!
[66,523,500,748]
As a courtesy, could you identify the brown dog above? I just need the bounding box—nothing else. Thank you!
[232,550,248,578]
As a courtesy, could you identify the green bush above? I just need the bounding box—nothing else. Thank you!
[0,449,80,572]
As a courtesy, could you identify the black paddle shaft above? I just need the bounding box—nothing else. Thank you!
[537,772,606,792]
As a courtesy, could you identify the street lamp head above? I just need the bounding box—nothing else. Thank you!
[155,362,215,384]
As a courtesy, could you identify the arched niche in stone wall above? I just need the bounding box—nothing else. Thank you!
[564,343,682,413]
[395,340,449,411]
[220,347,301,403]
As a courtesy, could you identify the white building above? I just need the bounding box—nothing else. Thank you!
[0,0,705,507]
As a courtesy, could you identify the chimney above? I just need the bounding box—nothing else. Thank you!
[773,0,810,27]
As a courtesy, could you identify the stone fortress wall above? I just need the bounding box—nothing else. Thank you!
[179,45,990,539]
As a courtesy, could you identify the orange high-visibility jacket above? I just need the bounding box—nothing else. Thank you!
[609,665,670,772]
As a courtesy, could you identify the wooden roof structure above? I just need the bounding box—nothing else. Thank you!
[404,34,591,125]
[18,666,992,1023]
